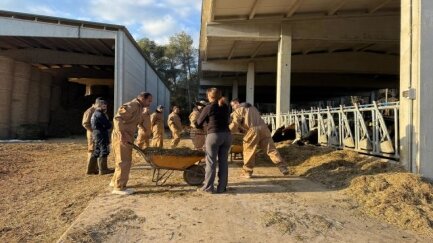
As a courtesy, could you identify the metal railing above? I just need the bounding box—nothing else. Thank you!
[262,101,399,159]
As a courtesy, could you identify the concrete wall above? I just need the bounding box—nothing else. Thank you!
[400,0,433,180]
[122,31,146,102]
[164,86,171,123]
[115,30,169,113]
[145,62,159,111]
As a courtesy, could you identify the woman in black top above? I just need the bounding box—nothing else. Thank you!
[196,88,232,193]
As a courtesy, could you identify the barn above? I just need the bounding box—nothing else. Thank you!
[0,10,170,139]
[199,0,433,179]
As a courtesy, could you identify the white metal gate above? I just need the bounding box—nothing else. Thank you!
[262,101,399,159]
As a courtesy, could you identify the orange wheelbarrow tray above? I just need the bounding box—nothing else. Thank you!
[230,144,243,162]
[130,143,205,186]
[230,144,243,153]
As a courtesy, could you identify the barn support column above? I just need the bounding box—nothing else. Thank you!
[400,0,433,180]
[232,79,238,100]
[246,62,255,105]
[276,23,292,128]
[114,31,125,111]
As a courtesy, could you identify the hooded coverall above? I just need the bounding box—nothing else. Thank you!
[150,112,164,148]
[135,109,151,149]
[189,108,206,150]
[82,106,96,153]
[110,98,143,190]
[229,105,287,174]
[82,105,97,173]
[168,112,182,148]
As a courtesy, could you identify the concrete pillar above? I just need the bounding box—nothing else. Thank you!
[276,23,292,128]
[400,0,433,179]
[246,62,255,105]
[232,79,238,100]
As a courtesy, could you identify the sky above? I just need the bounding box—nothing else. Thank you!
[0,0,202,46]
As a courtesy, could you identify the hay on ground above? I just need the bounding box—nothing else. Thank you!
[346,173,433,236]
[143,147,205,157]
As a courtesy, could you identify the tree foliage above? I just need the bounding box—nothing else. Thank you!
[137,32,199,117]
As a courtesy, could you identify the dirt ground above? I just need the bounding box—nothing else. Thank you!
[1,137,433,242]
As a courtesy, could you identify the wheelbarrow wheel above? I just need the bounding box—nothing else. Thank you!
[183,165,205,186]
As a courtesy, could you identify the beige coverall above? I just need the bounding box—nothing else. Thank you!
[168,112,182,148]
[135,109,151,149]
[189,108,206,150]
[150,112,164,148]
[229,106,287,173]
[110,98,143,190]
[82,106,96,158]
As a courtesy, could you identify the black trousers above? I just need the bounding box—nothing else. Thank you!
[92,131,110,158]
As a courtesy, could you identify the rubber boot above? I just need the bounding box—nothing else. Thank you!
[98,157,114,175]
[86,154,98,175]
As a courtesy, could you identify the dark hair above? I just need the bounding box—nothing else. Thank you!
[207,87,221,102]
[231,98,240,103]
[172,106,179,112]
[138,92,152,99]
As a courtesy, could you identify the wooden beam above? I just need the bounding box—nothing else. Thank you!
[303,41,322,55]
[369,0,393,14]
[33,63,49,69]
[328,0,346,16]
[353,43,375,52]
[207,15,399,43]
[251,42,264,58]
[228,41,238,60]
[286,0,302,17]
[0,48,114,65]
[202,52,399,75]
[249,0,259,20]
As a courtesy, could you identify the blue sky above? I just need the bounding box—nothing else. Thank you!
[0,0,202,46]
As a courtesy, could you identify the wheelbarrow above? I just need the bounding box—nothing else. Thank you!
[130,143,205,186]
[230,133,244,162]
[230,144,243,162]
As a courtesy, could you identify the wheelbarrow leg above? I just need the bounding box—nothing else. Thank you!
[151,168,174,186]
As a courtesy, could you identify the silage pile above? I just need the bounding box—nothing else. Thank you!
[277,144,403,188]
[143,147,205,157]
[346,173,433,236]
[275,143,433,235]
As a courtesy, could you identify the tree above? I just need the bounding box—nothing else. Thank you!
[137,32,199,119]
[168,32,198,112]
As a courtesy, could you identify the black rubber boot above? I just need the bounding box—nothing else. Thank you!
[98,157,114,175]
[86,154,98,175]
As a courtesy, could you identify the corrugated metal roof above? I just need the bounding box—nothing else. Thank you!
[0,10,170,90]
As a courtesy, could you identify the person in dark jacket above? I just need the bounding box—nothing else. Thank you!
[195,88,232,193]
[90,99,114,175]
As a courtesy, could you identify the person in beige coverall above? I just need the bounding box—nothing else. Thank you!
[135,107,151,149]
[168,106,182,148]
[110,92,153,195]
[229,99,289,178]
[82,97,102,175]
[189,101,207,150]
[150,105,164,148]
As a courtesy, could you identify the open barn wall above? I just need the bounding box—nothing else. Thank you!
[0,10,170,139]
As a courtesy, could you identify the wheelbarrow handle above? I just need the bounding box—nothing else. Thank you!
[127,142,142,152]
